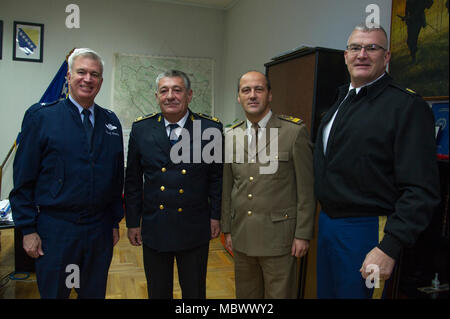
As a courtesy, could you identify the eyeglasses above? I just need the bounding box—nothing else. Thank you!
[346,44,386,54]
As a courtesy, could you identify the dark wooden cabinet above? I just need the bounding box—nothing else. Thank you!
[265,47,348,298]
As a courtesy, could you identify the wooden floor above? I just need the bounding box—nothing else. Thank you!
[0,221,236,299]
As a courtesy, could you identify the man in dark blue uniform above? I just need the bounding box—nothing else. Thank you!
[125,70,223,299]
[10,48,124,298]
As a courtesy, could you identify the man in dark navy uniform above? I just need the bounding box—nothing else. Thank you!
[10,48,124,298]
[125,70,223,299]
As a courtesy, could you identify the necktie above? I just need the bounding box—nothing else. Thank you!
[168,123,179,145]
[82,109,93,151]
[326,88,357,153]
[249,122,260,160]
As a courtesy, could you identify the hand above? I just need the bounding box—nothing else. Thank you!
[360,247,396,281]
[112,228,120,246]
[23,232,44,259]
[224,233,233,253]
[127,227,142,246]
[210,219,220,239]
[291,238,309,258]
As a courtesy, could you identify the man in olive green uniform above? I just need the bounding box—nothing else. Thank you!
[221,71,315,299]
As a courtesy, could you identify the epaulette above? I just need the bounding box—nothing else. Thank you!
[40,100,59,107]
[229,120,245,129]
[134,112,157,123]
[390,83,420,97]
[278,115,303,125]
[196,112,221,123]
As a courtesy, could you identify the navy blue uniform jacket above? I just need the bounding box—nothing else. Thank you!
[10,99,125,234]
[124,111,223,252]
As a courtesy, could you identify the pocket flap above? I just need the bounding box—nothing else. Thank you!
[271,207,296,222]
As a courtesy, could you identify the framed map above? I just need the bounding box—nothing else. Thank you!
[112,53,214,129]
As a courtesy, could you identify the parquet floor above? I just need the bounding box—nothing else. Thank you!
[0,220,236,299]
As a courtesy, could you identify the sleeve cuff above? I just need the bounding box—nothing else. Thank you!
[21,226,37,235]
[377,233,403,260]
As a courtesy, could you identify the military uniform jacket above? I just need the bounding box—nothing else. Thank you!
[314,73,440,260]
[10,99,125,235]
[221,113,315,257]
[124,111,223,252]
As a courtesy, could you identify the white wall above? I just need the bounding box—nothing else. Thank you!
[0,0,394,198]
[0,0,225,198]
[221,0,393,124]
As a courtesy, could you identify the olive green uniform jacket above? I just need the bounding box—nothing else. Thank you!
[221,113,316,256]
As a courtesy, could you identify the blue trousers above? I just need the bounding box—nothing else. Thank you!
[317,211,389,299]
[35,213,114,298]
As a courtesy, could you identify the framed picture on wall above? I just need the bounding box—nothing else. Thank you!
[0,20,3,60]
[13,21,44,63]
[389,0,449,100]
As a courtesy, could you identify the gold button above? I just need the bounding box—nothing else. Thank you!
[275,155,279,160]
[284,214,289,219]
[181,169,187,175]
[248,194,253,199]
[179,189,184,194]
[159,205,164,210]
[160,186,165,191]
[249,176,254,181]
[178,208,183,212]
[247,211,252,216]
[161,167,167,172]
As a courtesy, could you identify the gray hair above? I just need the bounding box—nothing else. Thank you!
[68,48,104,75]
[155,70,191,91]
[349,23,389,49]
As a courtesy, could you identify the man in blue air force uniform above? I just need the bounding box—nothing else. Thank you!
[125,70,223,299]
[10,48,124,298]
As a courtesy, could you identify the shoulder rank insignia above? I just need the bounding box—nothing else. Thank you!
[278,114,303,124]
[229,120,245,129]
[134,112,157,123]
[40,100,59,107]
[196,113,221,123]
[406,88,417,95]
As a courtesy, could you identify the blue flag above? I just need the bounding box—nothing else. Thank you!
[39,60,69,104]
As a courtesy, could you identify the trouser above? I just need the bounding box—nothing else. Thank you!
[35,213,114,299]
[142,242,209,299]
[233,249,298,299]
[317,211,389,299]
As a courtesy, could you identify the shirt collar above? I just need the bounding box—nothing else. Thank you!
[164,110,189,128]
[349,73,386,94]
[246,109,272,130]
[69,94,95,116]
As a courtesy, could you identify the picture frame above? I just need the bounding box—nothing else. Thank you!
[0,20,3,60]
[13,21,44,63]
[389,0,449,100]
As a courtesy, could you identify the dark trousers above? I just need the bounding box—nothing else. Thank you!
[142,242,209,299]
[35,213,113,299]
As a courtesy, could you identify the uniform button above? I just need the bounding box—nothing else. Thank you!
[284,214,289,219]
[159,205,164,210]
[247,211,252,216]
[275,155,279,160]
[251,159,255,163]
[181,169,187,175]
[179,189,184,194]
[249,176,254,182]
[161,167,167,172]
[248,194,253,199]
[160,186,165,191]
[178,208,183,212]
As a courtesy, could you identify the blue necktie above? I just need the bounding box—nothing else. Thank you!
[168,123,179,146]
[82,109,93,151]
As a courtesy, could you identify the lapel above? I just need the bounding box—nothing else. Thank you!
[92,104,105,159]
[152,113,172,156]
[246,113,281,161]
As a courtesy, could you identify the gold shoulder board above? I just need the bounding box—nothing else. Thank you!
[197,113,221,123]
[134,112,157,123]
[278,115,303,125]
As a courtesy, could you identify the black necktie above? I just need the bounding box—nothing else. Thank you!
[168,123,179,145]
[326,89,357,153]
[82,109,93,151]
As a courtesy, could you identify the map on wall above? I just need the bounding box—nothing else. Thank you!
[111,53,214,130]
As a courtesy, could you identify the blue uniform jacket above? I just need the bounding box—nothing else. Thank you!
[124,111,223,252]
[10,98,125,235]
